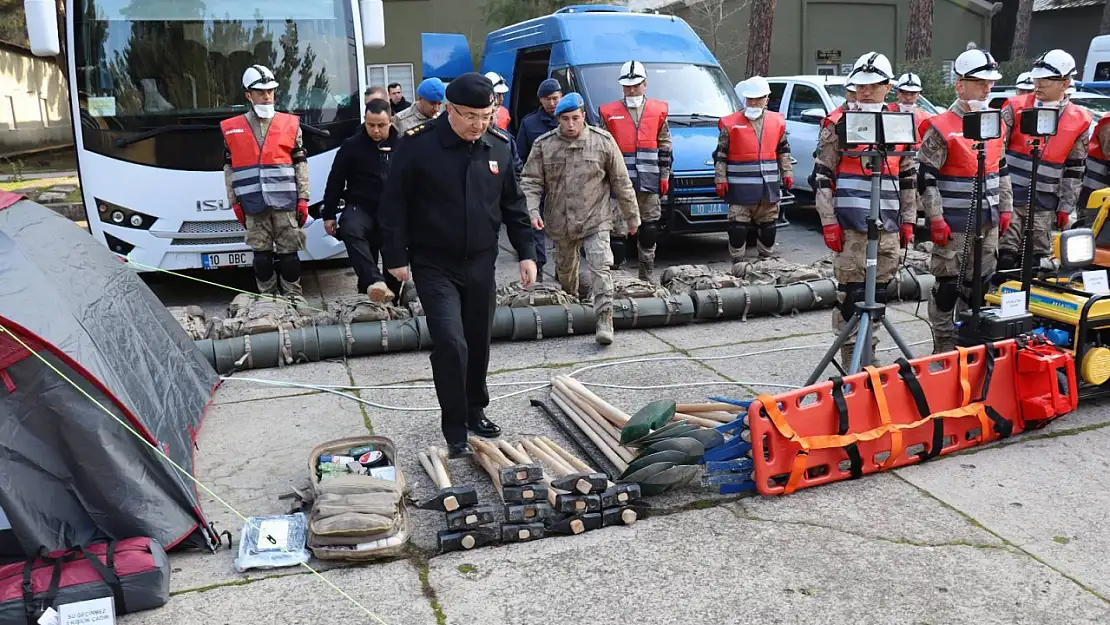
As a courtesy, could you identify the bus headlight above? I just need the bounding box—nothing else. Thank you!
[1055,228,1095,270]
[130,214,144,227]
[110,210,125,224]
[95,198,154,230]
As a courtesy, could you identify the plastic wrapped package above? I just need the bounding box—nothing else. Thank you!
[234,513,311,572]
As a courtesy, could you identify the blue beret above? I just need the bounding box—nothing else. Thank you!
[417,78,446,102]
[537,78,562,98]
[554,93,585,116]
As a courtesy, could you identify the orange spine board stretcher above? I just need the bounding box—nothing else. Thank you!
[749,339,1078,496]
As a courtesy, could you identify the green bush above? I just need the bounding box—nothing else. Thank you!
[999,58,1035,85]
[897,58,957,108]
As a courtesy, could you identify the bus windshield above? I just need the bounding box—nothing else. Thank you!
[74,0,359,171]
[577,63,741,121]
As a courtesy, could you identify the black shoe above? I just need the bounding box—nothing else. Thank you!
[468,417,502,438]
[447,442,474,459]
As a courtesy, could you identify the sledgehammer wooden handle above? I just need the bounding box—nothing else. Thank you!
[428,446,452,487]
[418,451,441,489]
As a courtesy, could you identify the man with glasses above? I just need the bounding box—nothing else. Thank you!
[813,52,917,365]
[379,73,537,459]
[998,49,1091,272]
[917,48,1014,354]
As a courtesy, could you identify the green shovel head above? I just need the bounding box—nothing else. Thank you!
[620,399,678,444]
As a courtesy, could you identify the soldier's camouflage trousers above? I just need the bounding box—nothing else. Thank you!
[832,230,900,365]
[928,227,999,354]
[728,199,780,261]
[999,204,1052,260]
[245,208,306,297]
[553,231,614,316]
[613,192,662,267]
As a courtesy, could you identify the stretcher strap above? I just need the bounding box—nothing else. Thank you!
[866,367,903,471]
[831,377,863,480]
[896,357,943,461]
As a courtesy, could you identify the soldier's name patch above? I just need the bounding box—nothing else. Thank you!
[489,160,500,174]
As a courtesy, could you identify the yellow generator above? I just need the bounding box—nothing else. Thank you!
[986,188,1110,392]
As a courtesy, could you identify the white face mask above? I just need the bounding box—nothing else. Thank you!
[625,95,644,108]
[253,103,275,118]
[898,103,915,113]
[744,106,764,120]
[965,99,990,112]
[856,102,884,113]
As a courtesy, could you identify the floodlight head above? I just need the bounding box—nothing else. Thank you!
[1055,228,1095,270]
[837,110,879,146]
[1019,107,1059,137]
[880,111,917,145]
[962,109,1001,141]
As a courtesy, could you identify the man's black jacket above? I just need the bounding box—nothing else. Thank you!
[321,126,399,221]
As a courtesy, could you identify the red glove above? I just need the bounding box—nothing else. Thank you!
[1057,211,1070,230]
[296,199,308,228]
[900,223,914,248]
[783,177,794,190]
[930,218,952,247]
[716,182,728,199]
[232,203,245,227]
[660,179,670,196]
[999,211,1012,233]
[822,224,844,253]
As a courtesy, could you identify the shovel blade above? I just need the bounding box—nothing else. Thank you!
[620,399,678,444]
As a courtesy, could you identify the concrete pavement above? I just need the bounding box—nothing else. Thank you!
[120,215,1110,624]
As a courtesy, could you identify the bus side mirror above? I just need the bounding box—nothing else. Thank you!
[24,0,60,57]
[360,0,385,48]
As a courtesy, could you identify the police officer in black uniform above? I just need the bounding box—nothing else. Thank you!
[380,73,538,458]
[322,98,402,303]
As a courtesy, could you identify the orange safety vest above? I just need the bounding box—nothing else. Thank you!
[1004,93,1091,211]
[927,110,1004,230]
[599,98,668,194]
[1083,113,1110,193]
[822,109,902,233]
[495,106,511,131]
[221,112,300,213]
[717,110,785,205]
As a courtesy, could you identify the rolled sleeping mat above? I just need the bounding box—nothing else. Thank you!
[612,295,695,329]
[208,325,322,373]
[887,269,936,302]
[776,279,838,315]
[345,319,425,357]
[691,286,778,320]
[501,304,597,340]
[194,339,217,370]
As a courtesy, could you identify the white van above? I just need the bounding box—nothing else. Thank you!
[1082,35,1110,82]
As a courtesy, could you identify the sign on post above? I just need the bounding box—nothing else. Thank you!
[816,49,842,63]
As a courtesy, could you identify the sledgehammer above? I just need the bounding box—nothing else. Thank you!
[417,446,477,512]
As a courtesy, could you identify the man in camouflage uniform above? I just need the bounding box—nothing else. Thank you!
[521,93,640,345]
[393,78,445,134]
[222,65,310,304]
[1080,108,1110,223]
[814,52,917,366]
[917,49,1013,354]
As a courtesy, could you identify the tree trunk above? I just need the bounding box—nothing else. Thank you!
[1011,0,1033,59]
[745,0,776,76]
[905,0,934,61]
[1100,0,1110,35]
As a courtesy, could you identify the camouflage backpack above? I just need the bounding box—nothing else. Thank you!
[324,294,412,325]
[731,258,834,286]
[613,276,670,299]
[496,282,579,307]
[167,305,212,341]
[660,264,742,295]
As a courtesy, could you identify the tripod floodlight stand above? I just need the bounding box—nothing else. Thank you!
[806,146,917,385]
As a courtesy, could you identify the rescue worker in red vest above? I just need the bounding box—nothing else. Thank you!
[999,49,1092,271]
[484,71,512,131]
[599,61,672,282]
[1081,111,1110,222]
[222,65,310,303]
[813,52,917,365]
[1015,72,1034,96]
[917,49,1014,354]
[892,73,932,130]
[714,76,793,261]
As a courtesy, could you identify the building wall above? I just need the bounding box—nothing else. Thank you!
[363,0,488,98]
[0,44,71,157]
[670,0,990,84]
[1030,7,1100,71]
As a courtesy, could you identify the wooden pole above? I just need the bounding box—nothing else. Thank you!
[538,436,594,473]
[557,377,630,426]
[472,450,503,500]
[553,382,624,443]
[673,412,723,428]
[552,387,634,463]
[550,392,629,472]
[675,402,743,414]
[417,450,440,489]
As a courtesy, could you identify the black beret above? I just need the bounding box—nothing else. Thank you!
[446,72,496,109]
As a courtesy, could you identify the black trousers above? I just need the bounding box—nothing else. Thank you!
[412,249,497,445]
[339,205,402,297]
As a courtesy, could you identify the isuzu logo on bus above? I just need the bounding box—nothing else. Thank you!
[196,199,228,212]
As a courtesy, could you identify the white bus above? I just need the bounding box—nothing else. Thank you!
[23,0,384,271]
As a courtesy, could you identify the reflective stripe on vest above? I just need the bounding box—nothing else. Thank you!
[928,111,1003,230]
[1005,94,1091,211]
[221,112,300,213]
[496,106,511,131]
[1084,113,1110,191]
[600,98,668,194]
[824,109,901,232]
[719,110,784,205]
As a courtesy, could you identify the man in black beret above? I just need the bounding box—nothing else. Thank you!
[380,72,538,458]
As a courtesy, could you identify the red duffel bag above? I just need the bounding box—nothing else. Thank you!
[0,537,170,625]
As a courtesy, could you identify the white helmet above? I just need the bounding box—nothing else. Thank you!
[953,48,1001,80]
[618,61,647,86]
[1030,49,1077,79]
[484,71,509,94]
[742,76,772,99]
[1016,72,1034,90]
[845,83,857,93]
[242,65,278,90]
[847,52,894,85]
[894,72,923,92]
